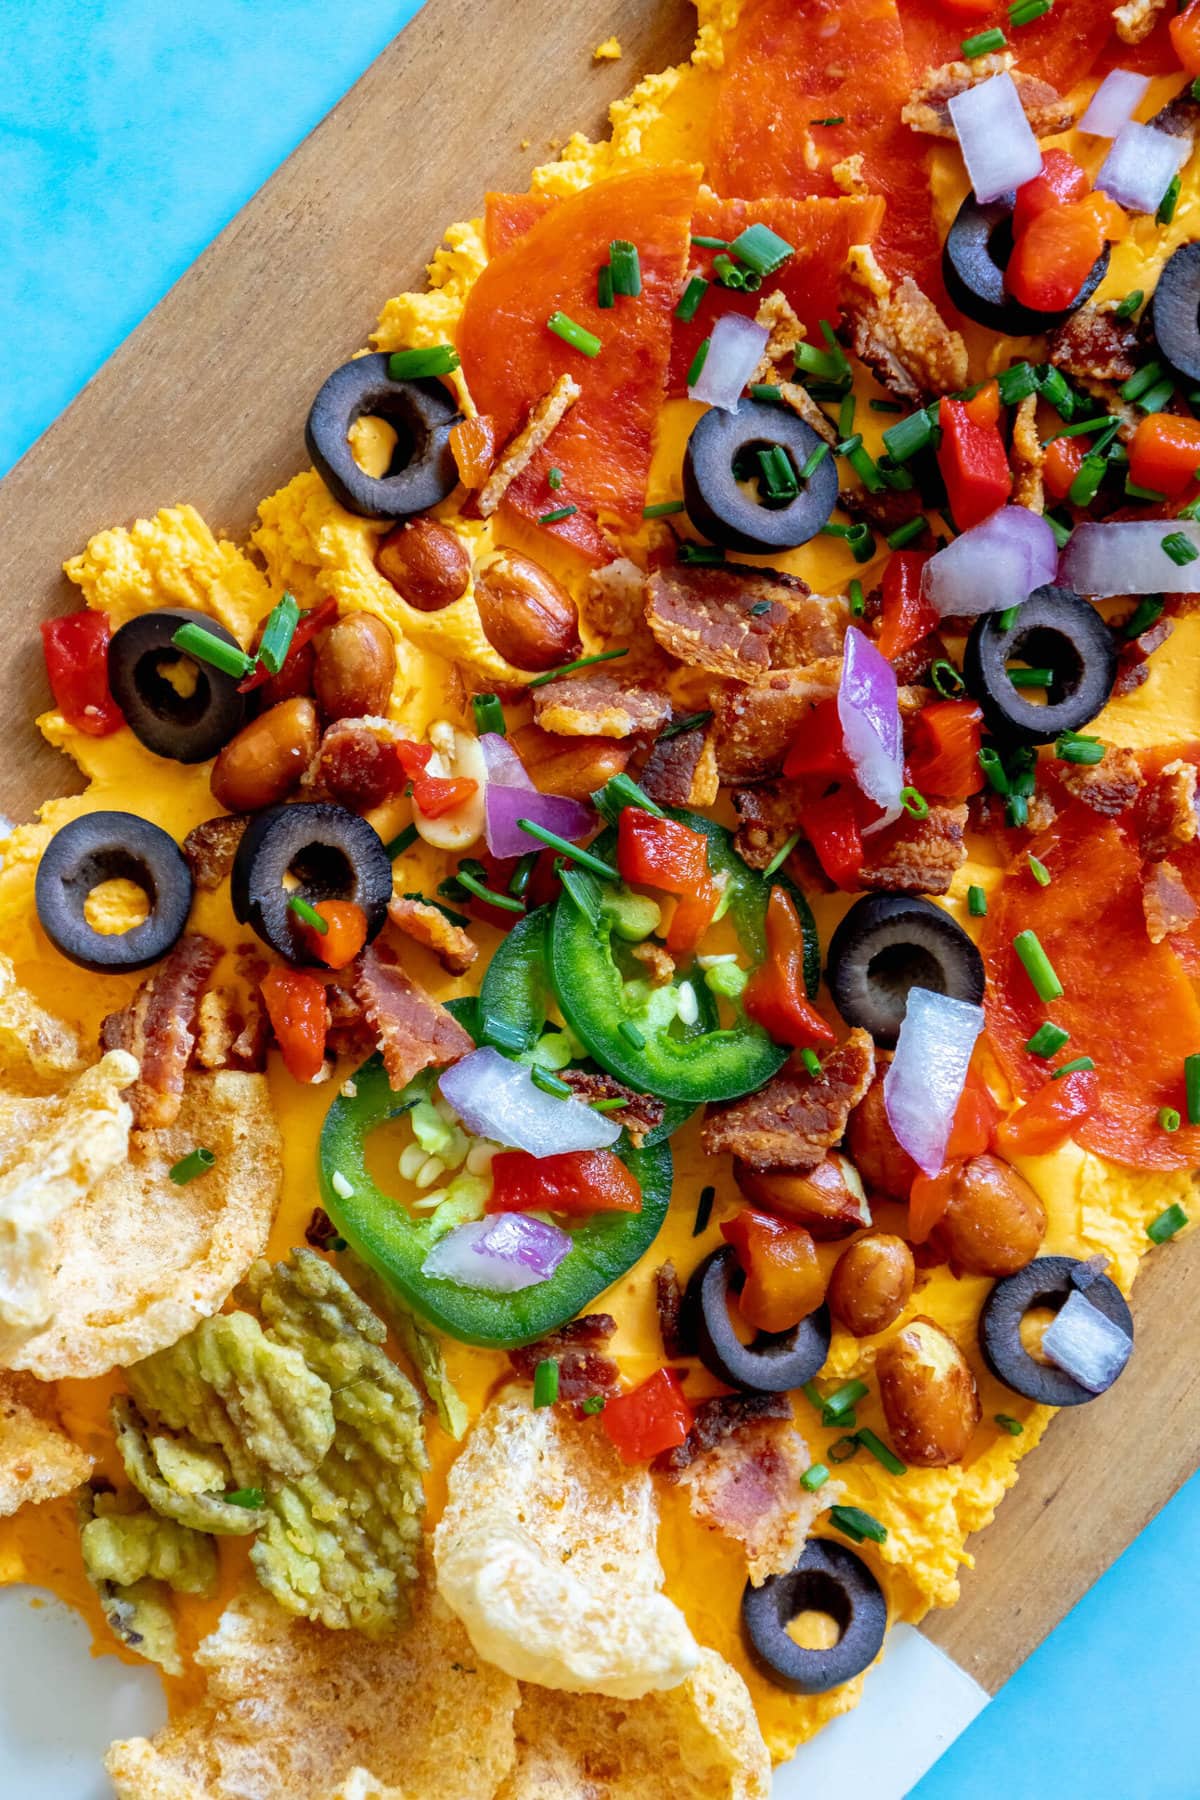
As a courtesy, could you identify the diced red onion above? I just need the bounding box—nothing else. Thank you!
[480,732,534,790]
[486,784,595,860]
[947,74,1042,205]
[1079,68,1149,139]
[689,313,769,412]
[439,1046,620,1155]
[421,1212,571,1292]
[922,506,1058,618]
[838,626,903,825]
[1041,1290,1133,1393]
[1096,121,1185,214]
[884,987,985,1177]
[1060,521,1200,595]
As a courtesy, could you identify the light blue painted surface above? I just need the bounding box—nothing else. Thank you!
[1,6,1197,1795]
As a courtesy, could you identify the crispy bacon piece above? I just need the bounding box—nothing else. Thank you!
[751,291,807,384]
[100,934,223,1130]
[654,1261,688,1360]
[351,944,475,1091]
[645,564,848,681]
[1058,746,1144,817]
[639,723,718,811]
[309,717,407,811]
[656,1393,792,1475]
[304,1206,341,1251]
[1011,392,1045,514]
[1046,305,1139,385]
[702,1030,876,1173]
[559,1069,666,1146]
[387,894,478,976]
[532,671,672,740]
[194,984,269,1073]
[715,662,841,784]
[1143,860,1198,944]
[182,815,249,892]
[840,244,967,401]
[585,557,649,640]
[857,802,969,896]
[1113,618,1173,698]
[477,373,581,518]
[324,981,373,1060]
[732,783,827,885]
[630,940,677,987]
[507,1313,620,1402]
[1141,759,1199,861]
[1113,0,1169,41]
[902,53,1073,140]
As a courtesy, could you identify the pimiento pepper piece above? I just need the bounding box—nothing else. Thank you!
[599,1367,694,1462]
[946,1064,1001,1160]
[449,413,497,488]
[721,1208,825,1332]
[783,696,853,782]
[877,550,936,661]
[905,699,985,801]
[261,966,330,1084]
[1128,412,1200,499]
[1043,434,1089,502]
[937,395,1012,531]
[617,807,711,895]
[798,790,864,890]
[41,611,124,737]
[1171,0,1200,75]
[666,881,719,959]
[1012,149,1090,241]
[239,596,337,693]
[744,888,836,1051]
[395,739,480,819]
[1005,199,1108,315]
[992,1069,1099,1157]
[908,1164,959,1245]
[962,378,1001,431]
[306,900,369,971]
[487,1147,643,1216]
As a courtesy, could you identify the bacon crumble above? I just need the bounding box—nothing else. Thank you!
[702,1030,876,1173]
[351,944,475,1090]
[100,933,223,1130]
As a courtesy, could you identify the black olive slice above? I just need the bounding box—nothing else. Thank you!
[305,355,461,521]
[826,894,984,1049]
[943,192,1110,336]
[682,399,838,554]
[962,584,1117,748]
[231,801,392,965]
[682,1246,831,1392]
[980,1255,1133,1405]
[108,608,248,764]
[1150,242,1200,384]
[35,811,193,973]
[742,1537,887,1694]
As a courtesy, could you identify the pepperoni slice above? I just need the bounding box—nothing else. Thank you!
[707,0,944,298]
[484,191,554,257]
[459,166,699,557]
[896,0,1120,90]
[667,194,885,396]
[981,811,1200,1171]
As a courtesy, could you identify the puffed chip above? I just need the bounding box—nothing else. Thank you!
[0,952,84,1085]
[434,1390,700,1698]
[0,1370,92,1515]
[2,1071,282,1380]
[81,1500,217,1595]
[112,1395,261,1537]
[106,1584,520,1800]
[497,1651,771,1800]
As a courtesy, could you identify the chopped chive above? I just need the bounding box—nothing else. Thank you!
[659,709,713,742]
[224,1487,265,1509]
[968,885,988,917]
[1037,365,1074,416]
[820,1379,868,1425]
[931,659,965,698]
[1162,531,1199,567]
[1010,0,1052,21]
[962,25,1007,54]
[856,1428,906,1475]
[580,1393,607,1414]
[169,1147,215,1186]
[1027,1021,1069,1058]
[472,693,505,736]
[385,823,419,859]
[1044,509,1073,550]
[827,1433,861,1464]
[1121,360,1167,404]
[693,1184,717,1236]
[557,864,602,927]
[877,454,915,492]
[691,234,728,250]
[838,392,857,438]
[882,408,935,463]
[1053,1056,1095,1078]
[978,746,1010,795]
[404,891,468,927]
[713,252,751,291]
[1009,667,1054,690]
[1123,596,1165,638]
[597,264,615,309]
[527,647,629,688]
[453,864,526,914]
[1027,854,1052,887]
[1068,452,1108,510]
[1044,415,1116,444]
[538,504,578,525]
[800,1462,831,1492]
[609,238,641,297]
[809,115,845,127]
[1013,929,1064,1002]
[508,852,538,899]
[1148,1201,1188,1243]
[794,341,848,384]
[686,336,711,388]
[591,1096,627,1113]
[901,786,929,819]
[994,1414,1023,1436]
[675,275,709,323]
[1115,289,1144,321]
[289,894,329,934]
[757,444,799,500]
[1138,379,1177,415]
[547,467,563,491]
[619,1020,646,1049]
[835,431,863,459]
[1055,730,1105,766]
[516,819,617,879]
[170,622,253,680]
[1159,1105,1181,1133]
[800,441,831,481]
[996,362,1039,405]
[800,1046,823,1078]
[591,770,665,821]
[998,605,1021,632]
[256,592,300,675]
[547,311,601,357]
[849,523,876,563]
[531,1065,573,1100]
[643,499,685,518]
[479,1013,527,1053]
[1186,1051,1200,1124]
[821,522,851,539]
[750,382,783,404]
[1125,480,1169,504]
[830,1504,888,1545]
[886,516,928,550]
[532,1359,560,1407]
[387,344,460,379]
[849,578,866,617]
[678,543,725,566]
[1158,175,1181,226]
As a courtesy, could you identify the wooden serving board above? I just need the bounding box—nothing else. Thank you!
[0,0,1196,1701]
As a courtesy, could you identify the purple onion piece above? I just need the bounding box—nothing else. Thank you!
[922,506,1058,618]
[1060,521,1200,596]
[485,783,594,861]
[947,74,1042,204]
[689,313,770,412]
[439,1046,620,1155]
[1079,68,1150,139]
[420,1212,573,1292]
[480,732,535,790]
[1096,121,1185,214]
[1041,1289,1133,1394]
[838,626,903,822]
[883,987,985,1177]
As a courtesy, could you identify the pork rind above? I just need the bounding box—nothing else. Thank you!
[434,1390,699,1698]
[1,1071,282,1380]
[0,952,84,1084]
[497,1651,771,1800]
[0,1371,91,1514]
[106,1584,521,1800]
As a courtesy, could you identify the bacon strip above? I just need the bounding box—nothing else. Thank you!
[387,895,478,976]
[532,672,672,740]
[351,944,474,1091]
[182,815,248,891]
[558,1069,665,1147]
[100,934,223,1129]
[654,1261,688,1360]
[639,724,718,810]
[702,1030,876,1173]
[507,1314,620,1401]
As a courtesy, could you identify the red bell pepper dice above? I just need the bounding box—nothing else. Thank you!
[261,966,330,1084]
[487,1148,643,1215]
[798,790,864,890]
[599,1367,694,1462]
[41,611,123,737]
[877,550,936,661]
[937,396,1012,531]
[992,1069,1099,1158]
[617,807,710,894]
[743,887,836,1049]
[1012,149,1090,239]
[905,699,985,801]
[1128,413,1200,499]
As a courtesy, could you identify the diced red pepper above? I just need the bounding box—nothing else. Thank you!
[395,739,479,820]
[937,395,1012,531]
[962,378,1001,431]
[798,790,864,890]
[40,611,123,737]
[908,1164,960,1245]
[1171,0,1200,74]
[617,808,711,894]
[1006,199,1109,315]
[743,887,836,1050]
[1128,412,1200,499]
[721,1208,825,1332]
[305,900,368,971]
[1043,434,1089,502]
[666,883,719,959]
[239,596,338,693]
[877,551,936,662]
[449,414,497,488]
[905,699,985,801]
[261,966,330,1084]
[992,1069,1099,1158]
[1012,149,1091,240]
[487,1147,643,1216]
[599,1367,694,1462]
[782,696,853,782]
[946,1065,1002,1160]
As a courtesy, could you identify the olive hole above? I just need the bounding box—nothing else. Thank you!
[138,651,213,727]
[779,1570,850,1645]
[986,217,1014,272]
[1019,1302,1061,1365]
[83,876,152,937]
[287,842,355,899]
[1008,625,1082,703]
[731,439,803,512]
[348,402,416,478]
[787,1609,843,1652]
[866,941,945,1005]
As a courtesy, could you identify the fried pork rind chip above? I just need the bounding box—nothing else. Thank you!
[435,1391,700,1698]
[2,1070,282,1380]
[0,952,84,1084]
[106,1585,520,1800]
[0,1370,92,1514]
[498,1652,771,1800]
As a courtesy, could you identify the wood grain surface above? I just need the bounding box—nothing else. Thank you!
[0,0,1196,1700]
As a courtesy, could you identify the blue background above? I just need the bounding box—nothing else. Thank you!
[1,4,1197,1794]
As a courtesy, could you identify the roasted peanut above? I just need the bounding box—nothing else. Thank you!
[473,550,582,672]
[210,697,318,813]
[845,1070,920,1200]
[735,1153,871,1240]
[876,1316,981,1467]
[827,1232,915,1337]
[931,1152,1046,1276]
[511,723,631,802]
[313,613,396,721]
[376,517,471,612]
